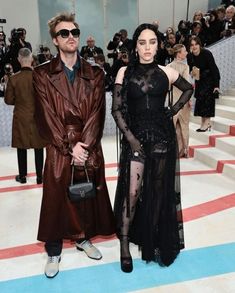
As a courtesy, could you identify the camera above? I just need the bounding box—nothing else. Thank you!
[121,50,128,59]
[203,13,211,22]
[178,20,191,37]
[10,28,23,44]
[113,33,121,43]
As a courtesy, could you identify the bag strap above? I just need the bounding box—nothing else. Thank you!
[71,163,90,185]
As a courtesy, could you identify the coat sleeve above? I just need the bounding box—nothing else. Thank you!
[4,77,15,105]
[33,68,71,155]
[81,68,105,151]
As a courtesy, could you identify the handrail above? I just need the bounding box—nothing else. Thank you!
[207,35,235,92]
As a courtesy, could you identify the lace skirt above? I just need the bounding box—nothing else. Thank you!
[114,114,185,266]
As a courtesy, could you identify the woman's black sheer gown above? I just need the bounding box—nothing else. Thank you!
[112,61,193,268]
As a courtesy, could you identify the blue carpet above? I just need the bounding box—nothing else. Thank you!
[1,242,235,293]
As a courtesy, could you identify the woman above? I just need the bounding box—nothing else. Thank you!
[112,23,193,273]
[167,44,191,157]
[187,36,220,131]
[204,9,223,45]
[192,11,204,22]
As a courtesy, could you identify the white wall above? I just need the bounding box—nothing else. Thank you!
[138,0,209,32]
[0,0,40,53]
[0,0,212,54]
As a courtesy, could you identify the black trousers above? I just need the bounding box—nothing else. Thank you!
[17,148,44,177]
[45,240,63,257]
[45,238,86,256]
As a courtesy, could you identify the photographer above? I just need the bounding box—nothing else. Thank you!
[107,29,132,62]
[175,20,191,48]
[110,49,129,79]
[159,32,177,65]
[37,45,53,64]
[119,29,133,54]
[203,10,223,45]
[0,31,7,62]
[0,31,8,78]
[107,32,123,61]
[2,27,32,73]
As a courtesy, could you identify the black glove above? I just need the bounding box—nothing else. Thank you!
[164,106,175,119]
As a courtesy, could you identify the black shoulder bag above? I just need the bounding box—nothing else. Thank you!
[67,164,96,202]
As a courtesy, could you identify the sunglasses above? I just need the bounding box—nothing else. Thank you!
[55,28,80,38]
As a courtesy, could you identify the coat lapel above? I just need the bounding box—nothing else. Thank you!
[47,54,95,109]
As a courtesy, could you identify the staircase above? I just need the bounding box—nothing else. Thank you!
[188,87,235,180]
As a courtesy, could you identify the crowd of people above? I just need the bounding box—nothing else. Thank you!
[0,1,233,279]
[1,3,233,94]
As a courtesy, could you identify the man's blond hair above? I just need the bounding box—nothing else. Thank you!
[48,12,79,38]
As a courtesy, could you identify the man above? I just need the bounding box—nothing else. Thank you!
[80,35,103,63]
[3,27,32,73]
[221,4,235,37]
[4,48,46,184]
[118,29,133,54]
[33,12,115,278]
[38,46,53,64]
[17,28,32,52]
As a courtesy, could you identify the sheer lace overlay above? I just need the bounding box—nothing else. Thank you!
[112,62,191,266]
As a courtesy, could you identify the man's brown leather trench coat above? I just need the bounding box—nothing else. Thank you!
[33,55,115,242]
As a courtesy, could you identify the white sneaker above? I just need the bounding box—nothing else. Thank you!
[76,240,102,260]
[44,255,61,278]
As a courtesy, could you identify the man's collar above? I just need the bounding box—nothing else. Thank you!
[48,53,95,80]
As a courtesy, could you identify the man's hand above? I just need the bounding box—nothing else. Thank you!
[71,142,89,165]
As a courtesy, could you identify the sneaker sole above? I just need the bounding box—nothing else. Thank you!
[45,270,59,278]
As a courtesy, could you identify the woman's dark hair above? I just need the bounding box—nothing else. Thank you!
[191,21,202,30]
[189,35,202,48]
[122,23,160,95]
[208,9,218,21]
[131,23,161,55]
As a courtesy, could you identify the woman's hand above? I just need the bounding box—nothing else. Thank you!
[129,137,145,160]
[213,87,220,93]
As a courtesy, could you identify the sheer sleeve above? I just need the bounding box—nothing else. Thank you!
[171,75,193,115]
[112,83,144,157]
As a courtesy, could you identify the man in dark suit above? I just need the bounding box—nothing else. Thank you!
[80,35,103,62]
[4,48,47,184]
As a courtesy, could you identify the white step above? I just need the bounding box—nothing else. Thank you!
[226,88,235,96]
[213,117,235,133]
[217,96,235,107]
[194,147,235,171]
[189,122,224,144]
[188,86,235,180]
[190,115,235,134]
[215,105,235,120]
[215,136,235,157]
[223,164,235,180]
